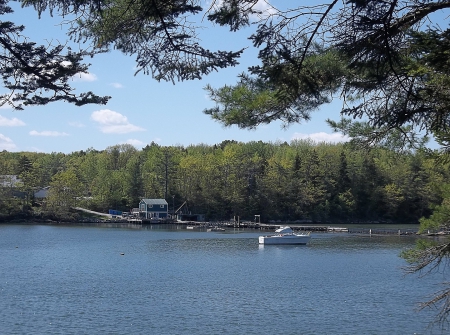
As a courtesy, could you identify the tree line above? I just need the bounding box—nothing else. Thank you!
[1,140,448,223]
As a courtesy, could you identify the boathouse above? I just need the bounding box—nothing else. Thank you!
[139,198,169,219]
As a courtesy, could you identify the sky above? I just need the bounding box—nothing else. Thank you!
[0,1,376,153]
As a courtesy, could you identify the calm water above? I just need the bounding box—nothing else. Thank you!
[0,224,448,334]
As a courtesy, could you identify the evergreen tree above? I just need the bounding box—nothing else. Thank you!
[0,0,109,108]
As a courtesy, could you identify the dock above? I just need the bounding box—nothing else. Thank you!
[181,221,419,236]
[127,218,143,223]
[258,224,329,232]
[72,206,419,236]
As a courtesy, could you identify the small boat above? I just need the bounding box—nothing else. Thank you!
[327,227,349,232]
[186,225,204,230]
[208,226,225,231]
[259,226,311,245]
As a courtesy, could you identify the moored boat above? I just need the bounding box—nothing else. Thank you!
[207,226,226,232]
[259,226,311,245]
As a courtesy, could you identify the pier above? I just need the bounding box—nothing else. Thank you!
[346,227,418,236]
[258,224,329,232]
[171,221,419,236]
[72,205,420,235]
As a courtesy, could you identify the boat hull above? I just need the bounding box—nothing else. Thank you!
[258,234,311,245]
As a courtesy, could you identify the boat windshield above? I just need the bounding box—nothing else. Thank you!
[275,227,293,234]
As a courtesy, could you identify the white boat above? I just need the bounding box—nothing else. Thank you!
[209,226,225,231]
[259,226,311,245]
[186,225,204,230]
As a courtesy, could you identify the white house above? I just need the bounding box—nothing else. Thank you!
[0,175,21,187]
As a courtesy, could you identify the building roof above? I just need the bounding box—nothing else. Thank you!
[34,186,50,198]
[141,198,168,205]
[0,175,22,187]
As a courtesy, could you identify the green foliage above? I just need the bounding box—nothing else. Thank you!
[47,169,83,214]
[2,141,448,223]
[418,184,450,233]
[326,118,429,152]
[204,50,349,128]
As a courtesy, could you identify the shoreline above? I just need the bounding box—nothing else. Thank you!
[0,219,424,236]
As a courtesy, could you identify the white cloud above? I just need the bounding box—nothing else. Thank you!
[29,130,69,137]
[91,109,128,125]
[208,0,276,19]
[0,133,17,150]
[110,82,124,89]
[252,0,276,18]
[72,72,98,82]
[91,109,145,134]
[291,132,350,144]
[0,115,26,126]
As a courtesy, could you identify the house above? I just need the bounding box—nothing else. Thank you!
[0,175,26,198]
[0,175,21,188]
[139,199,169,220]
[34,186,50,199]
[1,175,50,200]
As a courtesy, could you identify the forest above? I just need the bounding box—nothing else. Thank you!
[0,140,448,224]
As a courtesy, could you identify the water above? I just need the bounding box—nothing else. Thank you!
[0,224,448,334]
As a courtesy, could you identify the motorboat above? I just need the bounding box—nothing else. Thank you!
[259,226,311,245]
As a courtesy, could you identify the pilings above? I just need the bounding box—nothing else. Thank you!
[347,227,417,236]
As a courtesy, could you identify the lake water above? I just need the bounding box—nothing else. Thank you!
[0,224,448,334]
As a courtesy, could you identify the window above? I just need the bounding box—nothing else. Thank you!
[160,205,164,208]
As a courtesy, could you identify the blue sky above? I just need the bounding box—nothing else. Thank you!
[0,1,363,153]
